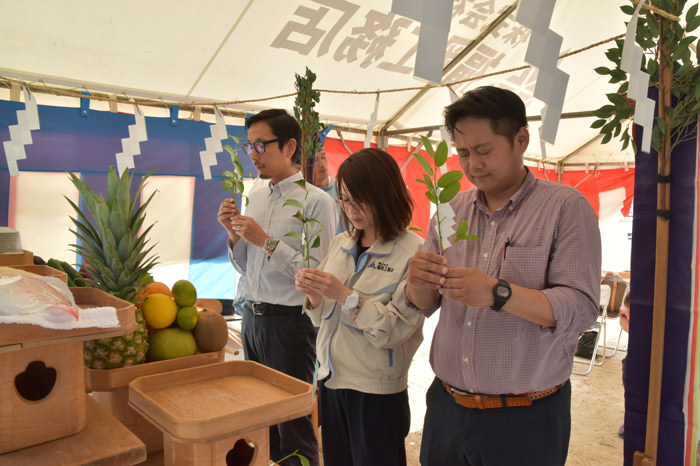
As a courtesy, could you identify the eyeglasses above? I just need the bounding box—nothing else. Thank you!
[240,139,281,155]
[335,196,366,212]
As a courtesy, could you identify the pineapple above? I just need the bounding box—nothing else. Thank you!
[66,166,159,369]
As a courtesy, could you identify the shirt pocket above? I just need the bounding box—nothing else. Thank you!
[498,245,549,290]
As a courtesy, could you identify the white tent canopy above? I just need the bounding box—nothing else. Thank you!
[0,0,636,170]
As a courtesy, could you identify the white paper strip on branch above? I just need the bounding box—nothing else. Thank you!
[391,0,454,84]
[364,93,380,148]
[517,0,568,144]
[115,103,147,175]
[435,201,456,247]
[620,0,654,153]
[3,86,40,176]
[199,106,227,180]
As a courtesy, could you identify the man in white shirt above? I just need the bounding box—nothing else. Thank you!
[217,109,337,466]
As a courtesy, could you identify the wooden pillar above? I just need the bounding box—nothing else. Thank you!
[634,18,673,466]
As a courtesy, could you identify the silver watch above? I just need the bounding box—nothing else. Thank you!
[263,238,280,256]
[342,292,362,312]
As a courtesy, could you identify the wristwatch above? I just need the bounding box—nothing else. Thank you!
[342,292,363,315]
[263,238,280,257]
[491,279,512,311]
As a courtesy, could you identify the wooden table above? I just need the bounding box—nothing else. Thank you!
[0,396,146,465]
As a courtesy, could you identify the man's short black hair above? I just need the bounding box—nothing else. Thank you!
[444,86,528,143]
[245,109,302,162]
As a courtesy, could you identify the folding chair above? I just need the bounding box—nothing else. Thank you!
[573,284,611,375]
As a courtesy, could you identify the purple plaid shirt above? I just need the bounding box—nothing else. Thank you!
[410,169,601,394]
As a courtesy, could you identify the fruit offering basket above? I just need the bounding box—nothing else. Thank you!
[0,287,137,454]
[128,360,313,466]
[85,350,225,454]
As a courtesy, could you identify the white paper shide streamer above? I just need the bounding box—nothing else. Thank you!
[3,87,40,176]
[200,107,228,180]
[435,202,457,248]
[620,0,654,153]
[364,93,380,149]
[115,103,148,174]
[517,0,569,146]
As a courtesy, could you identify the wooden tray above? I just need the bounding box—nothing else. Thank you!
[129,360,313,442]
[85,351,225,392]
[0,287,136,352]
[0,249,33,266]
[1,264,67,282]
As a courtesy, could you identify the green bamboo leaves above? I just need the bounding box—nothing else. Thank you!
[220,136,249,206]
[283,179,324,267]
[414,136,479,255]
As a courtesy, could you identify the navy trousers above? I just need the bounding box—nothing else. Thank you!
[420,377,571,466]
[241,307,319,466]
[319,377,410,466]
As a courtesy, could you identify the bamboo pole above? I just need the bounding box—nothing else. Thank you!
[633,17,673,466]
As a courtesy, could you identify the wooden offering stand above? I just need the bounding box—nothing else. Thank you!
[129,360,313,466]
[86,350,224,455]
[0,276,145,464]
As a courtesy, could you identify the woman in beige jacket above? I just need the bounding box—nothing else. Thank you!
[296,148,424,466]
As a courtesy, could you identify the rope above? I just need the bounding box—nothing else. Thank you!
[0,32,626,110]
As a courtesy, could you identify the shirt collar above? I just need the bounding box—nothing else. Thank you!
[474,167,536,213]
[340,235,394,258]
[269,171,304,196]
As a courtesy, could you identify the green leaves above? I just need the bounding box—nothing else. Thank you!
[221,136,250,205]
[416,136,478,254]
[285,179,324,267]
[455,220,479,241]
[593,0,700,154]
[283,199,304,210]
[293,67,322,181]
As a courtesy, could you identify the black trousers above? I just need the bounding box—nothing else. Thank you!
[319,377,410,466]
[241,306,319,466]
[420,377,571,466]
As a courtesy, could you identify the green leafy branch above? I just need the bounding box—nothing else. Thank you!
[272,450,310,466]
[414,136,479,255]
[220,136,250,206]
[592,1,700,153]
[293,67,322,182]
[283,179,324,268]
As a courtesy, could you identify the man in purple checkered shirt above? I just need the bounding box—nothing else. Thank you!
[403,86,601,466]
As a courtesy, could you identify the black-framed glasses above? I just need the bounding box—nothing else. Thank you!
[335,196,366,212]
[240,138,281,155]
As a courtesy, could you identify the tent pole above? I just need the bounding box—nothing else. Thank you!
[633,19,673,466]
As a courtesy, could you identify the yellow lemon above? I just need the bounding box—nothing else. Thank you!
[176,306,199,331]
[172,279,197,307]
[141,293,178,329]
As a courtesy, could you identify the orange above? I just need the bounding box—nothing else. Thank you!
[136,281,172,304]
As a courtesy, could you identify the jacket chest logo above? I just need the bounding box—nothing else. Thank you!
[368,261,394,272]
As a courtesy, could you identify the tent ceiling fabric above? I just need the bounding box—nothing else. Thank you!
[0,0,634,167]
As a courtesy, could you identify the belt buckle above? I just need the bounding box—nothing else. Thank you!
[249,301,265,315]
[450,386,470,396]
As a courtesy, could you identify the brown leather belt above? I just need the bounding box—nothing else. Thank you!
[442,380,567,409]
